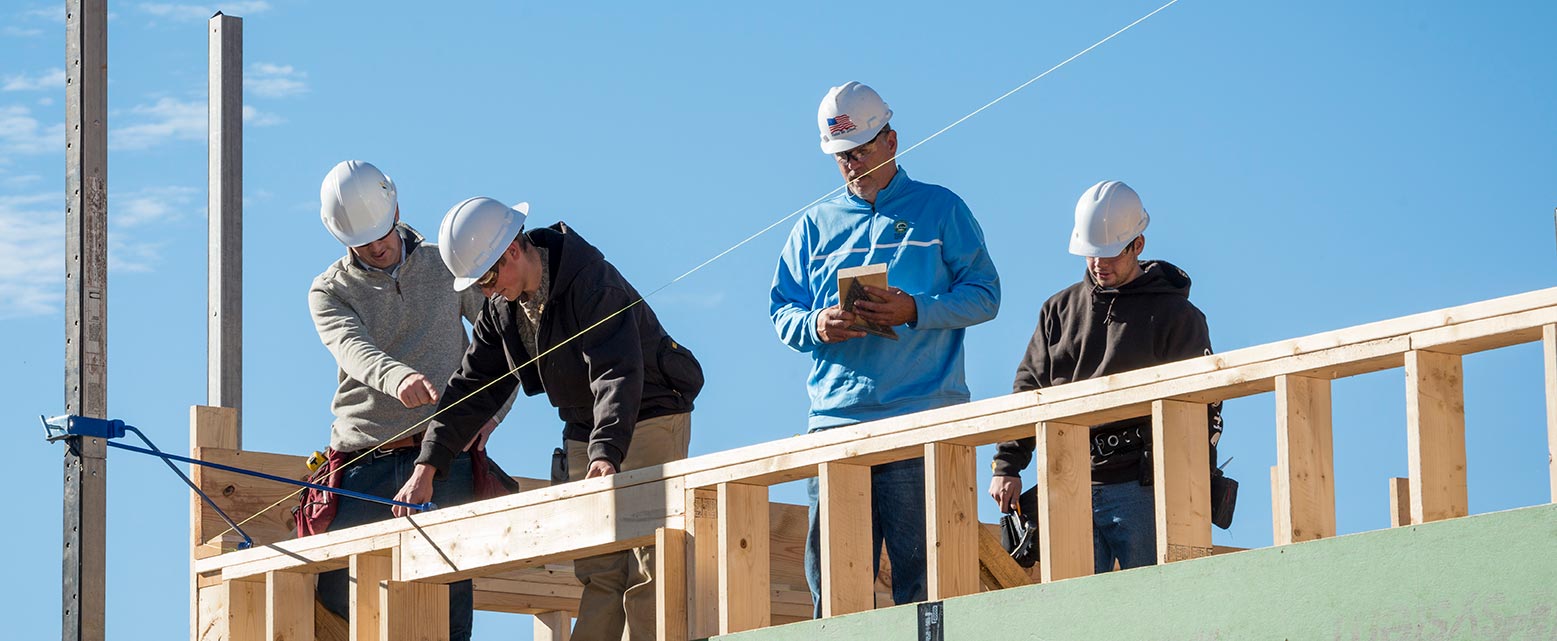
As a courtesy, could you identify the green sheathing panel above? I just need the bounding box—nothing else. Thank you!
[718,504,1557,641]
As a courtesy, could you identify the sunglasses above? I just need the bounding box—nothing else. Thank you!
[475,257,504,288]
[833,127,891,164]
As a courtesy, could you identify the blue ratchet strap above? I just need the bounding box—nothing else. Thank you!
[42,415,437,550]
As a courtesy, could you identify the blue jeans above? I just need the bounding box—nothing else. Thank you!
[317,449,477,641]
[804,457,928,617]
[1093,480,1158,574]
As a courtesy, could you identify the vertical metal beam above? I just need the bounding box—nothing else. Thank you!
[208,13,243,437]
[64,1,109,640]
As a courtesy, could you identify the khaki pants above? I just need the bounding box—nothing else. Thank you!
[563,412,691,641]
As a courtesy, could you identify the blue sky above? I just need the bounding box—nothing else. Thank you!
[4,1,1554,639]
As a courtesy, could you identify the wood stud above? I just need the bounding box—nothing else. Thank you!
[819,461,873,616]
[265,571,313,641]
[656,528,688,641]
[925,443,979,600]
[1274,375,1336,544]
[1405,350,1469,524]
[717,482,769,634]
[1544,325,1557,503]
[1034,422,1092,582]
[1152,400,1213,563]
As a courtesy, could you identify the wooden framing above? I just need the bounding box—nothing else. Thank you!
[1544,325,1556,502]
[379,580,448,641]
[533,611,571,641]
[926,443,979,600]
[717,482,770,634]
[1388,478,1412,529]
[1405,350,1469,524]
[1274,375,1336,544]
[1152,400,1212,563]
[818,462,872,616]
[1034,421,1092,582]
[188,288,1557,638]
[656,528,688,641]
[351,553,392,641]
[226,579,263,641]
[685,487,718,637]
[266,571,313,641]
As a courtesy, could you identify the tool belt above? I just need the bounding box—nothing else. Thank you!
[293,433,518,538]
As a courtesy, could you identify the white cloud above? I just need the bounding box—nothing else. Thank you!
[242,105,283,126]
[37,97,53,106]
[0,184,195,318]
[0,104,64,156]
[19,6,65,23]
[137,1,270,22]
[3,68,66,92]
[116,185,197,227]
[111,97,282,150]
[2,26,44,37]
[246,63,307,98]
[112,97,205,150]
[0,192,64,318]
[2,174,44,189]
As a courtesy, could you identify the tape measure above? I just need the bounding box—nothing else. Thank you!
[305,451,326,472]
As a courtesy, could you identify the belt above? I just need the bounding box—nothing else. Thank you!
[372,434,422,458]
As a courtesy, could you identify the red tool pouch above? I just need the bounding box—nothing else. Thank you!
[293,447,349,538]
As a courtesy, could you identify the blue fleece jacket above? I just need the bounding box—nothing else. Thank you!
[770,168,1000,430]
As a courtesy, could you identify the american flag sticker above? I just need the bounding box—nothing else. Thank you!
[827,114,856,135]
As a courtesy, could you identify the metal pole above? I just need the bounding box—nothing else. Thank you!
[64,1,108,640]
[208,12,243,438]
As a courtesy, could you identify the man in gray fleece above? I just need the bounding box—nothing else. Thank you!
[306,161,512,641]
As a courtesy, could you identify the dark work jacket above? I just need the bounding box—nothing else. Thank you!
[992,260,1221,484]
[417,222,703,474]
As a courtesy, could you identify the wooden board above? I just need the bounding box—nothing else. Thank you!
[818,461,873,616]
[351,553,392,641]
[1405,350,1468,524]
[718,482,770,634]
[380,580,449,641]
[266,571,313,641]
[315,600,348,641]
[1545,325,1557,502]
[656,528,688,641]
[1274,375,1336,544]
[1035,421,1091,582]
[1152,400,1212,563]
[925,443,978,600]
[398,477,684,583]
[533,611,571,641]
[1388,478,1411,528]
[975,525,1032,589]
[686,487,719,638]
[226,579,264,641]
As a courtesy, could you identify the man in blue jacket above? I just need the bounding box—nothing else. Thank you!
[770,81,1000,616]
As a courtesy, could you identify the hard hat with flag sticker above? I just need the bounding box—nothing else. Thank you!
[817,81,893,154]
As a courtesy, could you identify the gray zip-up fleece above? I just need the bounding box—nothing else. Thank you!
[309,223,511,452]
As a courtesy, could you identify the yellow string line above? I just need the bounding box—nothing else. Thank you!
[211,0,1182,546]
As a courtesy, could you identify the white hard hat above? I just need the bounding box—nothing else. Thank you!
[320,160,398,247]
[438,196,529,291]
[817,81,893,154]
[1069,180,1149,258]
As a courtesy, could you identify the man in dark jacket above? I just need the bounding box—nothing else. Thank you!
[988,180,1221,574]
[393,197,703,641]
